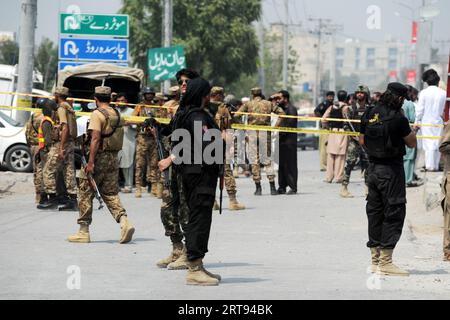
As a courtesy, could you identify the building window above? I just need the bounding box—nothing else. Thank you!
[355,48,361,57]
[336,59,344,69]
[336,48,345,57]
[388,60,397,70]
[388,48,398,58]
[355,59,360,70]
[367,48,375,69]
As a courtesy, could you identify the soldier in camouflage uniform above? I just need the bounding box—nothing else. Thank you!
[237,87,285,196]
[340,85,371,198]
[211,87,245,211]
[25,102,45,204]
[68,86,135,244]
[38,87,78,211]
[133,87,156,198]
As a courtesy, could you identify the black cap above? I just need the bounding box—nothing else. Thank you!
[387,82,408,98]
[142,87,155,94]
[326,91,335,97]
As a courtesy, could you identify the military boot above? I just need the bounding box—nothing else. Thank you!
[270,182,278,196]
[38,193,48,205]
[59,194,79,212]
[370,247,380,273]
[254,183,262,196]
[229,195,245,211]
[377,249,409,277]
[37,193,58,210]
[156,183,163,199]
[167,247,189,270]
[67,225,90,243]
[156,242,184,268]
[35,193,41,204]
[340,185,354,198]
[186,259,219,286]
[119,216,135,244]
[213,200,220,211]
[135,187,142,198]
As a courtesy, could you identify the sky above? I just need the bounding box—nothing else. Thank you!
[0,0,449,52]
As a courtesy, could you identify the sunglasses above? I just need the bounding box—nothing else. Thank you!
[178,79,189,85]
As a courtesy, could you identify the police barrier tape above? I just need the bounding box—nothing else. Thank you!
[0,90,444,128]
[0,104,442,140]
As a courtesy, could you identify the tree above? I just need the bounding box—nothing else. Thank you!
[120,0,261,87]
[0,40,19,65]
[34,38,58,92]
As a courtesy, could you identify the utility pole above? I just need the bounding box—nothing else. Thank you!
[258,19,266,92]
[162,0,173,93]
[282,0,289,89]
[327,24,343,94]
[16,0,37,125]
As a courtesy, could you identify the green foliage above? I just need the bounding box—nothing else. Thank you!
[0,40,19,65]
[120,0,261,87]
[34,38,58,92]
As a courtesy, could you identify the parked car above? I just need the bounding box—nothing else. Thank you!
[297,119,320,150]
[0,112,32,172]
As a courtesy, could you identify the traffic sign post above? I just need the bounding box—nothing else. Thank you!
[148,46,186,82]
[60,13,129,37]
[59,38,129,62]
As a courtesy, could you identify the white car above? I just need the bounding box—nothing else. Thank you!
[0,112,33,172]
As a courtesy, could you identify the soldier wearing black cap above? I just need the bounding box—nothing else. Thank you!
[360,82,417,277]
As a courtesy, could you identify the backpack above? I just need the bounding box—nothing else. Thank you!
[97,107,124,152]
[363,106,402,159]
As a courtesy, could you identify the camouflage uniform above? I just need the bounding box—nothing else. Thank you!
[133,104,156,190]
[342,101,370,187]
[43,99,78,196]
[439,124,450,260]
[237,91,285,183]
[25,113,44,197]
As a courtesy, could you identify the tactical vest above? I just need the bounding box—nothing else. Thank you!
[55,102,78,141]
[363,105,402,159]
[38,116,55,151]
[349,102,368,132]
[28,113,40,145]
[97,107,124,152]
[329,106,344,129]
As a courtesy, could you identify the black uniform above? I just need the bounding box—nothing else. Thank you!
[278,103,298,192]
[361,103,411,249]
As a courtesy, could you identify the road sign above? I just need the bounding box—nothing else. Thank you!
[148,46,186,82]
[60,13,129,37]
[59,38,129,62]
[58,61,129,71]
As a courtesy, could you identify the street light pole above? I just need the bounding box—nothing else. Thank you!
[163,0,173,93]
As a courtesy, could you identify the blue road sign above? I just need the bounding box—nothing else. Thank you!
[58,61,129,71]
[59,38,129,62]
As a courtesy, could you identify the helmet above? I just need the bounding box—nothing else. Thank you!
[36,98,48,109]
[142,87,155,95]
[355,85,370,96]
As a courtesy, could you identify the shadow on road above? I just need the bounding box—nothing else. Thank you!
[91,238,155,244]
[408,269,449,275]
[205,262,263,269]
[221,277,269,284]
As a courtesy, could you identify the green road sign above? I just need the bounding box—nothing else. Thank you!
[148,46,187,82]
[60,14,129,37]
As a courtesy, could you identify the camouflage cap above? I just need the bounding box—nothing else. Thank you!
[95,86,112,95]
[54,86,69,96]
[154,93,168,101]
[251,87,262,95]
[169,86,180,96]
[211,86,224,95]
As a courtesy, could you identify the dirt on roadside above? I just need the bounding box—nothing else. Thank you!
[0,171,35,199]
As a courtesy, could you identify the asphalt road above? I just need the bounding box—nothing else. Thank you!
[0,150,449,300]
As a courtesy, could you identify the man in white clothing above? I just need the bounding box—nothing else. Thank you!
[415,69,447,171]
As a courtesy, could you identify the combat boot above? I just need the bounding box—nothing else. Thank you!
[186,259,219,286]
[254,183,262,196]
[370,247,380,273]
[67,225,90,243]
[340,185,354,198]
[119,216,135,244]
[35,193,41,204]
[59,194,78,212]
[151,183,158,196]
[37,193,58,210]
[38,193,48,205]
[135,187,142,198]
[229,195,245,211]
[213,200,220,211]
[167,247,189,270]
[270,182,278,196]
[156,242,184,268]
[377,249,409,277]
[156,183,163,199]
